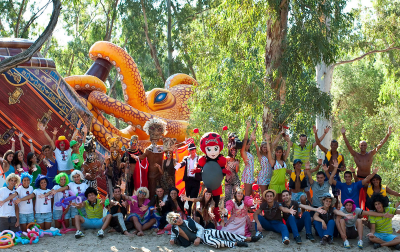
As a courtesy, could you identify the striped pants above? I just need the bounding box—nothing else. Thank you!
[202,229,246,248]
[84,179,98,191]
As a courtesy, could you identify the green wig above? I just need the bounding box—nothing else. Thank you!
[55,172,70,186]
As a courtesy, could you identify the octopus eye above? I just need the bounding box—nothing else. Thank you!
[155,92,167,103]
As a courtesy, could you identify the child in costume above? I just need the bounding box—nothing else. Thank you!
[16,172,34,231]
[52,172,72,229]
[193,132,231,222]
[81,133,103,191]
[104,137,124,198]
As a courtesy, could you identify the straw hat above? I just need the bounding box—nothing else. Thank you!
[262,189,277,201]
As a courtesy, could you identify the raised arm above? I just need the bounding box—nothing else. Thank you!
[305,165,315,185]
[328,161,338,185]
[81,125,88,144]
[174,149,179,163]
[387,187,400,197]
[283,134,291,162]
[265,134,275,166]
[17,132,24,155]
[341,127,357,157]
[253,132,262,162]
[271,133,281,150]
[39,123,56,150]
[313,125,328,152]
[371,126,392,155]
[313,126,330,149]
[28,139,34,153]
[310,159,322,173]
[362,168,379,186]
[349,167,359,182]
[11,137,15,152]
[240,120,251,164]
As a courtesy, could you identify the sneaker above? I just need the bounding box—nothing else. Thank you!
[306,233,315,241]
[251,234,262,242]
[394,244,400,250]
[357,240,363,249]
[328,236,334,244]
[373,243,381,249]
[295,236,302,244]
[282,237,290,245]
[97,229,104,238]
[320,236,328,246]
[344,240,350,249]
[236,241,248,247]
[255,231,264,238]
[75,230,84,239]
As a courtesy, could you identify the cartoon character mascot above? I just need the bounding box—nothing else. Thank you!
[193,132,231,222]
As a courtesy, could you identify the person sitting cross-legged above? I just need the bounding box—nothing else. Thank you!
[367,193,400,249]
[337,198,394,249]
[253,189,296,245]
[72,187,112,239]
[281,190,326,244]
[167,212,261,248]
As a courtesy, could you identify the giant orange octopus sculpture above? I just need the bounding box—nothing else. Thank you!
[64,41,197,149]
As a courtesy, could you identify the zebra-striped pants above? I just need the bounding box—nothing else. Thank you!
[202,229,247,248]
[84,179,98,191]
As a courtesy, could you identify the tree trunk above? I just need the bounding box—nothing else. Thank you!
[15,0,26,37]
[167,0,172,77]
[0,0,61,73]
[315,62,335,158]
[140,0,166,82]
[263,0,289,135]
[41,34,53,57]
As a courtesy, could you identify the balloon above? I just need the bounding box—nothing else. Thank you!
[202,161,223,191]
[193,128,199,134]
[252,184,259,191]
[75,196,82,204]
[0,230,14,240]
[222,126,228,131]
[0,235,13,249]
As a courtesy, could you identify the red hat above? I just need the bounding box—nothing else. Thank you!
[200,132,224,154]
[55,136,70,150]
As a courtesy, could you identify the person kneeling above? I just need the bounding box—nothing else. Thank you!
[72,187,112,238]
[168,212,261,248]
[367,193,400,249]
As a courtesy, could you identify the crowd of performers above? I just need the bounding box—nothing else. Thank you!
[1,118,400,249]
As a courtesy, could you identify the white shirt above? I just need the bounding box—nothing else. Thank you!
[54,148,73,171]
[68,182,88,208]
[187,156,198,178]
[33,189,52,213]
[53,185,69,211]
[16,185,34,214]
[0,187,16,217]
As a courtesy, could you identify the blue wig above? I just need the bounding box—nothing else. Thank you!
[20,172,33,184]
[34,174,49,189]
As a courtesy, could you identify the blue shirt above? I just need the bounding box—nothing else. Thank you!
[335,181,363,208]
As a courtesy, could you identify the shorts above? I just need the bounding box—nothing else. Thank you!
[346,226,358,239]
[0,217,19,232]
[35,212,52,223]
[53,208,72,221]
[291,192,306,202]
[70,207,86,218]
[82,217,103,229]
[19,213,35,224]
[374,232,398,242]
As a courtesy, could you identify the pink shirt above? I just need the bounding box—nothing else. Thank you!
[128,195,150,216]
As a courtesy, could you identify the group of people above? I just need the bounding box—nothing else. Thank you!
[0,117,399,249]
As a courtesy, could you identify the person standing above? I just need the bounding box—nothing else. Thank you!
[224,146,240,205]
[174,143,200,215]
[240,120,257,196]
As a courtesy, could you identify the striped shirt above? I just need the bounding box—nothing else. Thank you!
[293,143,313,169]
[369,207,396,234]
[84,199,103,219]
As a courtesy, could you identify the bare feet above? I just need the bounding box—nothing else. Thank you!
[108,228,116,233]
[132,230,138,235]
[137,231,144,236]
[124,231,135,237]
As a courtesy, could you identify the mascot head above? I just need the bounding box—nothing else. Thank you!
[143,118,167,142]
[200,132,224,159]
[130,135,139,150]
[107,136,122,159]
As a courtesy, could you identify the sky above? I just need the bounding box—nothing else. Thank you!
[31,0,373,47]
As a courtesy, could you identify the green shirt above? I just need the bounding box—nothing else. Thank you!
[292,143,313,169]
[369,207,396,234]
[31,164,42,189]
[84,199,104,219]
[71,145,85,171]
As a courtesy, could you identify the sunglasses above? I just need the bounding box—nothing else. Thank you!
[138,191,146,195]
[173,217,180,224]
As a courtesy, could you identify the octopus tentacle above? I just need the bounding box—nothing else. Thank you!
[88,41,149,112]
[88,91,188,142]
